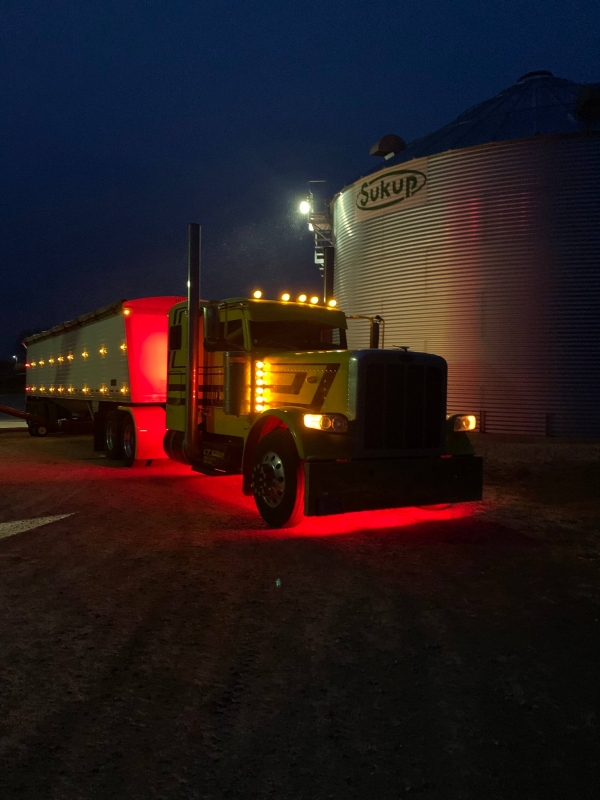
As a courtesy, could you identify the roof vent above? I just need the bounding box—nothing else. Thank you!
[575,85,600,123]
[517,70,554,83]
[370,134,406,159]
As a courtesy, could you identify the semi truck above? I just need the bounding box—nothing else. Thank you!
[15,228,482,527]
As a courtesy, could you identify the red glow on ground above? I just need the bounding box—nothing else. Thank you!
[184,471,474,538]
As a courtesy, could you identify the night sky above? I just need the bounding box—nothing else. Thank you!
[2,0,599,357]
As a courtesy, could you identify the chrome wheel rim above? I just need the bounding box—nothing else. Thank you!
[254,450,285,508]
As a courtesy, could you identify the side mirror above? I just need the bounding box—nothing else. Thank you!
[203,303,220,352]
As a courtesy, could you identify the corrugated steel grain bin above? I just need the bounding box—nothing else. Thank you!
[332,72,600,437]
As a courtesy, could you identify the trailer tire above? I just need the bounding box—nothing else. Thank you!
[121,415,137,468]
[30,424,48,437]
[104,411,123,460]
[28,424,39,437]
[251,429,304,528]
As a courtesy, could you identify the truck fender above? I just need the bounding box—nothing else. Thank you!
[118,405,167,465]
[242,409,306,495]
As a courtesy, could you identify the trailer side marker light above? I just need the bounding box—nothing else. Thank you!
[253,290,262,299]
[120,386,129,394]
[82,386,89,393]
[58,386,64,393]
[120,343,127,352]
[99,347,107,356]
[39,360,45,366]
[68,387,74,393]
[82,351,88,359]
[48,357,55,364]
[124,308,131,315]
[67,354,74,361]
[57,356,64,362]
[328,299,337,307]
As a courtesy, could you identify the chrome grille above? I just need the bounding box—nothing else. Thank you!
[361,360,445,451]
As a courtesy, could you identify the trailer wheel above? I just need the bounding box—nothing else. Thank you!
[104,411,123,460]
[30,424,48,437]
[28,424,39,437]
[251,429,304,528]
[121,415,137,468]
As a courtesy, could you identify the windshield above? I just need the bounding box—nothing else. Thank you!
[250,320,347,351]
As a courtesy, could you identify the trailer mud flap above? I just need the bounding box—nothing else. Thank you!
[304,456,483,517]
[118,406,167,464]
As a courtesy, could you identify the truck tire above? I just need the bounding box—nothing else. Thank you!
[121,415,137,468]
[251,429,304,528]
[104,411,123,460]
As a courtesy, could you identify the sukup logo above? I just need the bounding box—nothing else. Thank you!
[355,169,427,212]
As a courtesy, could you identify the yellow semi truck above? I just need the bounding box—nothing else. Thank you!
[162,292,482,527]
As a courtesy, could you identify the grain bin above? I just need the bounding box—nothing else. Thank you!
[332,72,600,437]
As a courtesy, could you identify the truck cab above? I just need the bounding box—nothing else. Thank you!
[164,296,482,528]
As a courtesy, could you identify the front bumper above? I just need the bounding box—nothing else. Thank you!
[304,455,483,516]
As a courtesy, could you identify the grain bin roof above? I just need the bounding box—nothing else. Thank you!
[375,71,600,170]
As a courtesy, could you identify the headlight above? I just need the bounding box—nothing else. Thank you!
[303,413,349,434]
[452,414,477,432]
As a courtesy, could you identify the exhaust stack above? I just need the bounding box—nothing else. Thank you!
[184,224,201,463]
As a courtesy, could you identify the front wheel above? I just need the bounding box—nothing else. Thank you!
[251,429,304,528]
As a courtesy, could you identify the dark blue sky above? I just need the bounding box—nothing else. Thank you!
[2,0,599,356]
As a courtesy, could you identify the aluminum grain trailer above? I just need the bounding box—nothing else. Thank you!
[24,296,184,465]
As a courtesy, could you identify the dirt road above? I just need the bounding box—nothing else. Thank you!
[1,432,599,799]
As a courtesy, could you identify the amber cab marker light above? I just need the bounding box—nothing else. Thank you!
[328,299,337,307]
[253,290,262,299]
[281,293,291,302]
[298,294,307,303]
[310,296,319,305]
[123,308,131,316]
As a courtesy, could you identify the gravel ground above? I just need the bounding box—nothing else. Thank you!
[0,432,599,800]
